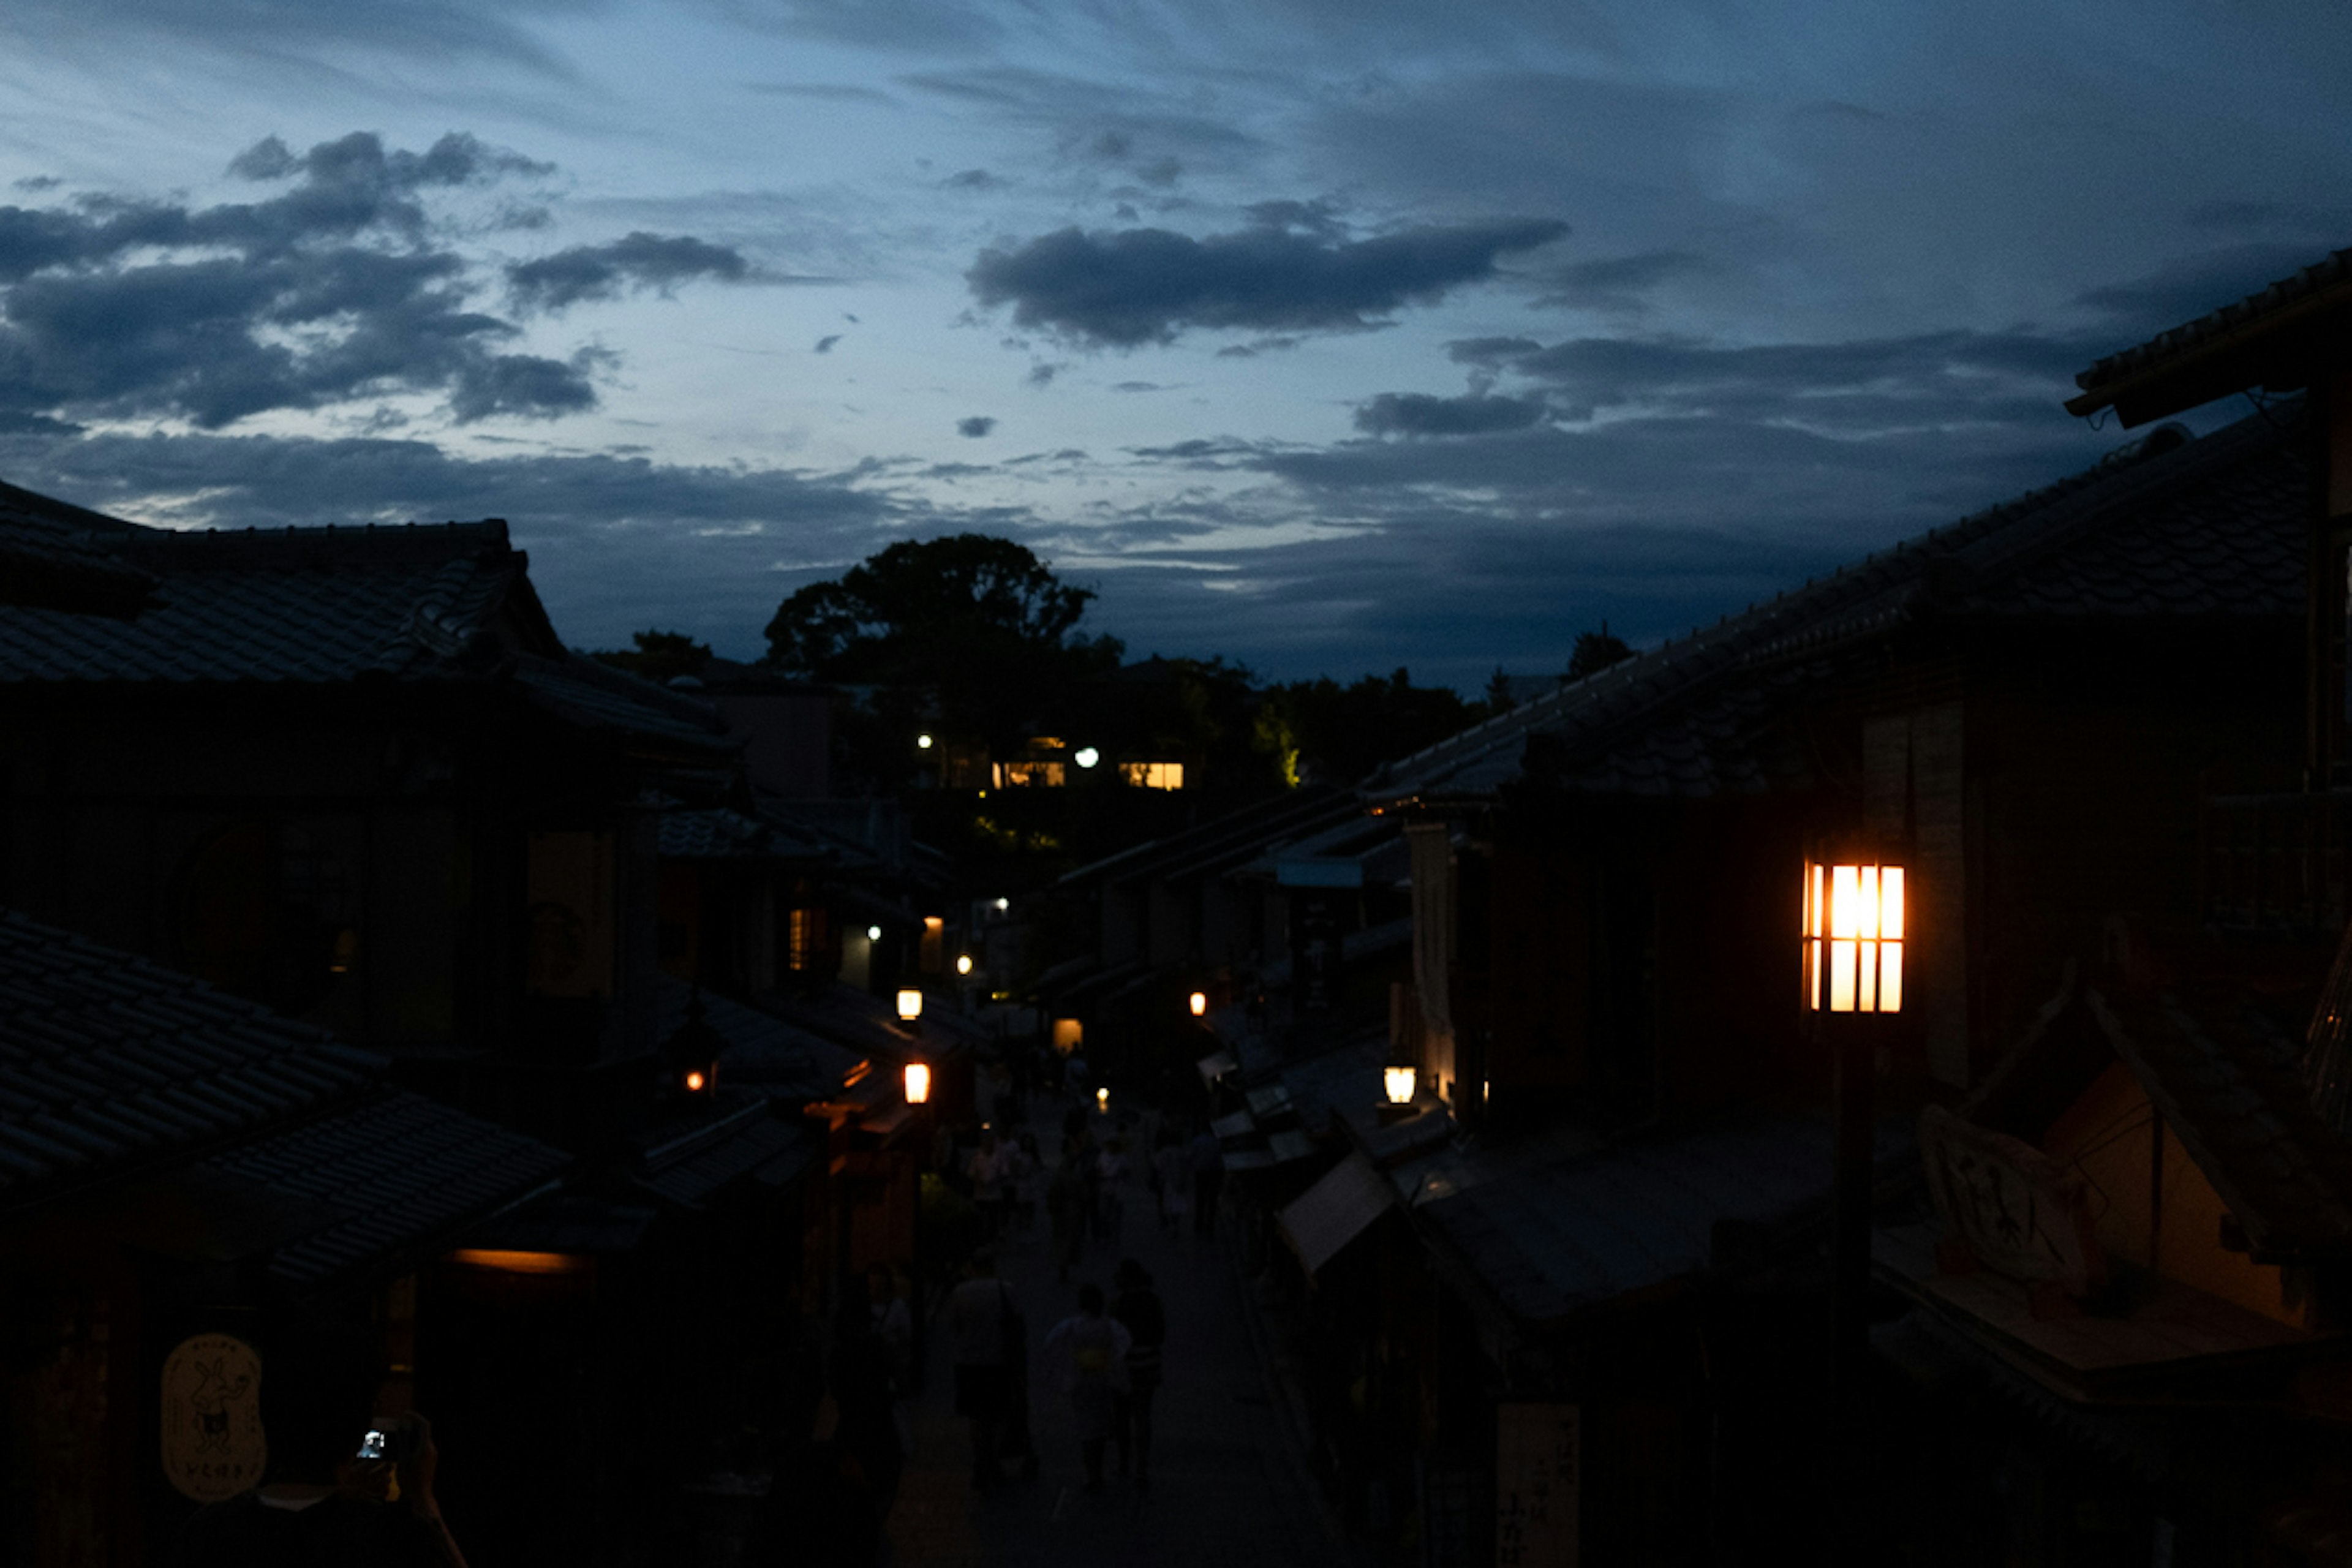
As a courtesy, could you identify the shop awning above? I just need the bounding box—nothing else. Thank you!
[1277,1151,1393,1276]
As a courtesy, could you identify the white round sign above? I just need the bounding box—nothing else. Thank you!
[160,1333,266,1502]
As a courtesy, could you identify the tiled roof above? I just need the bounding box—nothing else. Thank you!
[635,1103,818,1208]
[0,480,152,614]
[2090,986,2352,1259]
[0,906,382,1209]
[659,806,833,862]
[205,1088,570,1289]
[1415,1110,1912,1330]
[657,978,865,1098]
[0,520,521,685]
[2068,247,2352,416]
[1369,400,2306,804]
[1057,785,1357,889]
[511,654,737,755]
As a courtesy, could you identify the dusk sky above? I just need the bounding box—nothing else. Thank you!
[2,1,2347,690]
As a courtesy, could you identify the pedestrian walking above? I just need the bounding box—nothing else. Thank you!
[1047,1145,1089,1283]
[1110,1258,1166,1487]
[825,1275,903,1512]
[1189,1123,1225,1236]
[1094,1135,1131,1242]
[1016,1130,1045,1234]
[944,1250,1020,1489]
[1042,1283,1133,1494]
[968,1130,1006,1240]
[993,1132,1031,1238]
[1153,1128,1192,1237]
[867,1263,911,1381]
[1065,1049,1093,1105]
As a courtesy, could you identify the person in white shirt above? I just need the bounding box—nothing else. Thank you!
[1042,1283,1133,1494]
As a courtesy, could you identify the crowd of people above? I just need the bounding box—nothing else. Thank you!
[169,1043,1232,1567]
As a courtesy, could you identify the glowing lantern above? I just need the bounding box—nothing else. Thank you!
[684,1069,707,1093]
[1384,1065,1417,1106]
[896,988,924,1022]
[956,954,974,976]
[1095,1087,1109,1110]
[1074,747,1101,769]
[917,733,934,750]
[866,924,883,942]
[903,1061,931,1105]
[1803,854,1905,1014]
[1188,991,1208,1017]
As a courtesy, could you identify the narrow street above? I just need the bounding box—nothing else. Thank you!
[884,1082,1367,1568]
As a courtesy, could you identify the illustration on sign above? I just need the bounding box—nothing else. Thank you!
[1919,1104,2107,1293]
[160,1333,266,1502]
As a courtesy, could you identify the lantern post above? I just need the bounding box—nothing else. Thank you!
[1801,846,1906,1455]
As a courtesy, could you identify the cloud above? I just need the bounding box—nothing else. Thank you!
[1530,250,1714,312]
[967,217,1569,347]
[946,168,1004,190]
[1354,391,1548,437]
[0,131,744,431]
[12,176,62,194]
[957,415,997,437]
[815,334,842,353]
[508,232,752,311]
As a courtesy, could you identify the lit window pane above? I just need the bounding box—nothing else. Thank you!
[1858,939,1877,1010]
[1880,943,1902,1012]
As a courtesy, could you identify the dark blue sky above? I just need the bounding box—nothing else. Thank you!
[2,0,2346,689]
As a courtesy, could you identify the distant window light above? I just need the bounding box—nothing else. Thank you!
[1119,761,1185,791]
[992,761,1067,788]
[787,907,825,971]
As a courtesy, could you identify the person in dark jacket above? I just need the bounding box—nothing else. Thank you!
[826,1276,903,1512]
[1109,1258,1167,1487]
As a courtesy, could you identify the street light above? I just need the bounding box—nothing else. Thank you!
[1074,746,1100,769]
[896,987,924,1022]
[1383,1065,1416,1105]
[956,954,974,976]
[1804,843,1907,1528]
[903,1060,932,1105]
[1188,990,1208,1017]
[917,733,934,750]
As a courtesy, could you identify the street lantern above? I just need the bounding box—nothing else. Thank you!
[956,954,974,976]
[866,924,883,942]
[1188,990,1208,1017]
[1803,855,1905,1014]
[1383,1065,1417,1106]
[1804,840,1909,1507]
[917,733,934,750]
[903,1060,931,1105]
[896,987,924,1022]
[1074,747,1100,769]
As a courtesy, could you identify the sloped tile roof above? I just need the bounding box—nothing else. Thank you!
[659,806,833,862]
[2089,986,2352,1258]
[0,906,381,1208]
[205,1088,570,1289]
[1369,399,2305,804]
[657,978,864,1098]
[511,654,737,754]
[2068,247,2352,415]
[0,521,519,685]
[0,480,152,614]
[1417,1110,1912,1329]
[635,1105,817,1209]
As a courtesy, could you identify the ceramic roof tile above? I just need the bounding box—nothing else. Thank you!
[0,907,380,1208]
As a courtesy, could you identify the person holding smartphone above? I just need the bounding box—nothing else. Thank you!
[170,1319,468,1567]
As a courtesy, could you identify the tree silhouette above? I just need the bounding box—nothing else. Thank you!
[1567,622,1634,680]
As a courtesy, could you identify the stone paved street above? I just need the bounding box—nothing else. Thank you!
[884,1084,1368,1568]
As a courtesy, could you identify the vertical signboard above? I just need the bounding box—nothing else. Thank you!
[1496,1403,1578,1567]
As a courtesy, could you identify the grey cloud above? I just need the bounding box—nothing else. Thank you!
[1025,363,1060,387]
[815,334,842,353]
[946,168,1004,189]
[1354,391,1548,437]
[12,176,62,193]
[9,0,595,72]
[508,232,752,311]
[0,130,673,428]
[968,217,1568,347]
[957,415,997,437]
[2068,243,2336,332]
